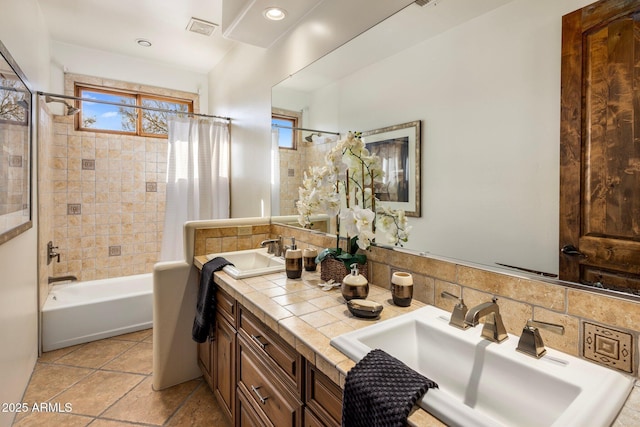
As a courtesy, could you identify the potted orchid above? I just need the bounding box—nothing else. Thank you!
[297,131,410,281]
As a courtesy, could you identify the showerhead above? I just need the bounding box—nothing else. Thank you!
[305,132,320,143]
[44,95,81,116]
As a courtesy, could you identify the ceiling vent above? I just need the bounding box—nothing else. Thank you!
[186,17,218,36]
[414,0,435,6]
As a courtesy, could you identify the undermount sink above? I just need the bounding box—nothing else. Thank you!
[206,248,284,279]
[330,305,634,427]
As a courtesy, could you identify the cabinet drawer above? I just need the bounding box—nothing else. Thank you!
[237,386,268,427]
[305,364,342,427]
[217,288,236,327]
[239,305,301,390]
[238,336,302,427]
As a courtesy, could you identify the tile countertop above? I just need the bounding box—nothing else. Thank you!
[193,256,640,427]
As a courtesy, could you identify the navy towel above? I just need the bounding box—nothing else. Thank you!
[192,257,234,343]
[342,349,438,427]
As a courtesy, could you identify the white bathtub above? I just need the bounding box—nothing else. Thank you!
[42,273,153,351]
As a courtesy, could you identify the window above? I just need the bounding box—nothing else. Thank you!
[272,108,301,150]
[76,85,193,138]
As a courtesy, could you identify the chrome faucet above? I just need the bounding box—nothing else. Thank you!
[464,298,508,343]
[260,236,284,257]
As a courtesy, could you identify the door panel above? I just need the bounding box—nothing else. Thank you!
[560,0,640,293]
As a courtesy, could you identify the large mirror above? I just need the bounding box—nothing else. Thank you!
[0,40,32,245]
[271,0,639,297]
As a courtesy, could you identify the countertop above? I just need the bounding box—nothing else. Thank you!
[194,256,640,427]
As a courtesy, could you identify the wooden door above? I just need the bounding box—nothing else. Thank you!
[560,0,640,293]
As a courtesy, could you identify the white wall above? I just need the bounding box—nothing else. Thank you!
[213,0,596,276]
[49,42,209,111]
[208,0,416,218]
[0,1,49,426]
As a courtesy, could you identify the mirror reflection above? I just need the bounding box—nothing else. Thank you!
[271,0,638,297]
[0,41,32,244]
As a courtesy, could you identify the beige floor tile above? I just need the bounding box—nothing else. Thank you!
[38,343,86,363]
[110,329,152,343]
[21,364,93,405]
[53,370,145,417]
[101,342,153,374]
[55,339,136,369]
[87,419,142,426]
[165,383,232,427]
[13,412,93,427]
[100,377,201,425]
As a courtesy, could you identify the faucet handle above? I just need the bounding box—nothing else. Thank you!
[440,291,469,330]
[516,319,565,358]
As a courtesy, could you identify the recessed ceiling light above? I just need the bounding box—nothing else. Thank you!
[263,7,287,21]
[136,38,152,47]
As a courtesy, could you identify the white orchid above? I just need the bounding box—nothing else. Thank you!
[297,131,410,252]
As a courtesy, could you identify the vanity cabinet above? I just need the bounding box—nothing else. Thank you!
[305,364,343,427]
[195,272,343,426]
[215,302,237,421]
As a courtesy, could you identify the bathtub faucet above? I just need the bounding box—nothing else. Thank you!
[48,275,78,284]
[464,298,508,343]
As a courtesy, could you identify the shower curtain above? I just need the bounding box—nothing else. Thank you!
[160,117,230,261]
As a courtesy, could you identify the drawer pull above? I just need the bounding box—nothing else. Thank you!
[251,385,269,404]
[251,334,269,350]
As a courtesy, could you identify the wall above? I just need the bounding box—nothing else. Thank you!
[0,1,50,425]
[207,0,417,218]
[44,73,199,281]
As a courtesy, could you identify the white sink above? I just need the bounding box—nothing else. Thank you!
[330,305,634,427]
[206,248,285,279]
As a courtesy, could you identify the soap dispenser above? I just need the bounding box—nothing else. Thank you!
[341,263,369,301]
[285,238,302,279]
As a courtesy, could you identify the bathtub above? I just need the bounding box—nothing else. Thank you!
[42,273,153,351]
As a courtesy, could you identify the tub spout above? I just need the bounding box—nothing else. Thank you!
[48,275,78,284]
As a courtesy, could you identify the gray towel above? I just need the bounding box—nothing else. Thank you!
[342,349,438,427]
[192,257,233,343]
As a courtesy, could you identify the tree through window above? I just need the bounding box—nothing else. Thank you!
[76,85,192,138]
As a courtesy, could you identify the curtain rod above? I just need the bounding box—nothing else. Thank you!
[37,91,231,121]
[272,123,340,136]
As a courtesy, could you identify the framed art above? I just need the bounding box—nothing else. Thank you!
[362,120,421,217]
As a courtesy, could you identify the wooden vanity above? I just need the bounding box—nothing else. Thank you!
[195,269,343,427]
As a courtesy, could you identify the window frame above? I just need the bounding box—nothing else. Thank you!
[272,108,301,150]
[75,84,194,138]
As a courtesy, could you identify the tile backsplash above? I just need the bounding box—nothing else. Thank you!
[270,223,640,378]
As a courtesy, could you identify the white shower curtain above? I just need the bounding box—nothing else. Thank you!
[160,117,230,261]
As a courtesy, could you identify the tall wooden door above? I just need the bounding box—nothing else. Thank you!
[560,0,640,293]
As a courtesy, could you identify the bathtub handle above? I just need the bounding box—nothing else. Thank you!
[251,385,269,404]
[250,334,269,350]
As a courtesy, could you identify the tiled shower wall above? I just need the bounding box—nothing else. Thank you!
[278,137,335,216]
[44,74,199,282]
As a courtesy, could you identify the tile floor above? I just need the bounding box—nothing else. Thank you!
[13,329,231,427]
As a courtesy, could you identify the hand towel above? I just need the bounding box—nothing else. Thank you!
[342,348,438,427]
[192,257,233,343]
